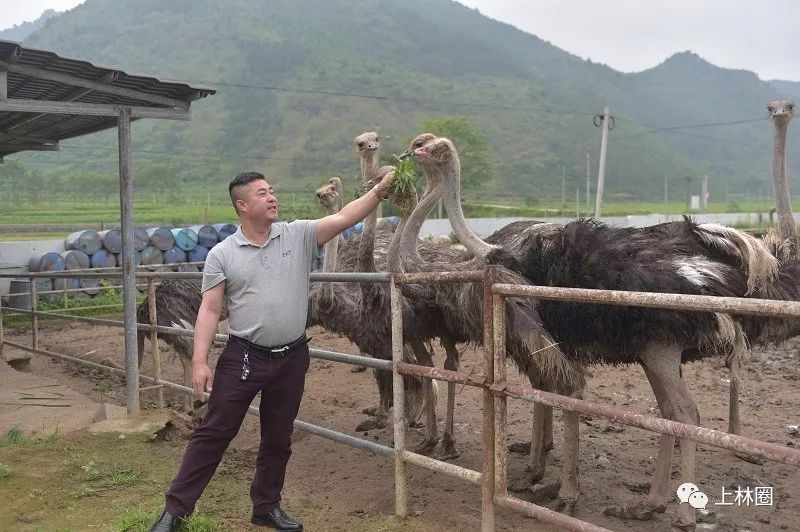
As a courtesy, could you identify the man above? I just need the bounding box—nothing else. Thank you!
[151,168,396,532]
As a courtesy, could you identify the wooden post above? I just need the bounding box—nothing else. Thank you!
[148,278,164,409]
[118,107,140,416]
[30,277,38,350]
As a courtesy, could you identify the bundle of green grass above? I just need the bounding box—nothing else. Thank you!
[388,157,419,216]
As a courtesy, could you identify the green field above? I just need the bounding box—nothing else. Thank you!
[0,196,786,241]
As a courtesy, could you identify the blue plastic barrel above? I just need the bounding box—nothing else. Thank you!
[146,227,175,251]
[60,249,90,270]
[9,278,55,308]
[170,228,198,252]
[213,223,237,241]
[81,278,100,296]
[98,229,122,254]
[65,230,102,255]
[164,246,187,264]
[139,246,164,266]
[115,251,142,267]
[187,245,208,263]
[28,252,66,272]
[133,227,149,251]
[189,225,219,248]
[91,249,117,268]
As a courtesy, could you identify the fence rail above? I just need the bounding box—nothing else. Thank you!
[1,267,797,531]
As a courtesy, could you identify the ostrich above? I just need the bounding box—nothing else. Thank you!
[308,168,435,439]
[136,277,229,411]
[397,135,585,499]
[406,136,777,528]
[727,99,800,437]
[766,99,798,260]
[308,137,468,457]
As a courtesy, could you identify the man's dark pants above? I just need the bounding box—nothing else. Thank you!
[165,338,310,517]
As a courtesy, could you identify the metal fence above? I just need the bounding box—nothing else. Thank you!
[1,266,799,531]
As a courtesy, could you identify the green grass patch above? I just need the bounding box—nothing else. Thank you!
[115,507,218,532]
[1,427,59,448]
[0,463,11,479]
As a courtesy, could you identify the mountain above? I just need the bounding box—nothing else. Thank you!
[9,0,799,203]
[0,9,60,41]
[770,80,800,102]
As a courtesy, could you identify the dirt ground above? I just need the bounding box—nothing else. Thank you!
[2,317,799,531]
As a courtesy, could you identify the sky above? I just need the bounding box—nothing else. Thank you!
[1,0,798,81]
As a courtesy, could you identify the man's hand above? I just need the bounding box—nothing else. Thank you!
[192,361,213,400]
[373,170,397,199]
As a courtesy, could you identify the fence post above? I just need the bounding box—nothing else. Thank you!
[30,276,38,350]
[481,265,496,531]
[390,276,407,518]
[492,289,508,498]
[0,295,4,358]
[148,278,164,409]
[63,279,68,309]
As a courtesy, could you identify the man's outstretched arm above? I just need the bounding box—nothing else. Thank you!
[315,170,396,245]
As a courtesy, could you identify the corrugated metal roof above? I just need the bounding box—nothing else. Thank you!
[0,39,216,158]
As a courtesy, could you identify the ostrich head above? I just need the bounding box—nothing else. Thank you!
[408,136,500,261]
[315,177,343,214]
[398,133,437,160]
[767,99,795,124]
[354,131,379,155]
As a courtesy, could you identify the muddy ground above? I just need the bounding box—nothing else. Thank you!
[1,318,799,531]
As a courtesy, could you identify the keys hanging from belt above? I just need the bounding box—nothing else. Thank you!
[241,348,251,381]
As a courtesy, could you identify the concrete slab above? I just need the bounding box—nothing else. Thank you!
[0,360,99,437]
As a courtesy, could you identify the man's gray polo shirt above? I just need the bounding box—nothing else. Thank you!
[201,221,319,347]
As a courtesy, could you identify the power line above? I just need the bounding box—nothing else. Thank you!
[614,117,766,142]
[189,78,599,117]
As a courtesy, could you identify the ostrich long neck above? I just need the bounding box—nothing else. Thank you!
[358,150,379,272]
[400,181,444,272]
[439,157,496,259]
[387,190,418,272]
[322,202,340,273]
[772,119,797,247]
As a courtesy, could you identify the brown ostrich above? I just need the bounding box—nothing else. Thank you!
[397,134,584,501]
[406,135,780,528]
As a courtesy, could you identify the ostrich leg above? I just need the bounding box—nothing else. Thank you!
[553,388,583,515]
[436,336,461,460]
[410,340,439,454]
[725,328,747,436]
[607,346,698,528]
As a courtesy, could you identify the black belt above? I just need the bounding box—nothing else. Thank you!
[229,333,310,358]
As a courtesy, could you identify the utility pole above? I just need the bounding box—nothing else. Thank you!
[664,175,669,221]
[586,151,591,208]
[594,106,613,218]
[685,176,692,212]
[701,174,708,212]
[561,163,566,205]
[576,188,580,218]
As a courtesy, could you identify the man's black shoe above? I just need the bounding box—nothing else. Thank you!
[251,507,303,531]
[150,509,184,532]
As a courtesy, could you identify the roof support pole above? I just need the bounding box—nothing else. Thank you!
[118,106,140,416]
[0,70,6,98]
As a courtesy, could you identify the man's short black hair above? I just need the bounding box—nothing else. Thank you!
[229,171,268,197]
[229,171,269,214]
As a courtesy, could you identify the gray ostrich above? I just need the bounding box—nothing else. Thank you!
[307,171,433,438]
[136,278,229,410]
[406,136,779,528]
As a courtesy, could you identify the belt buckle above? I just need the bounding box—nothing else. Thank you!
[270,344,290,358]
